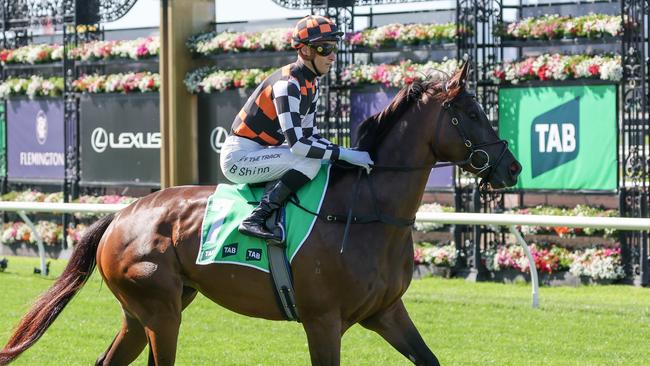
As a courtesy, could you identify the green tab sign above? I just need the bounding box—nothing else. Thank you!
[499,85,616,190]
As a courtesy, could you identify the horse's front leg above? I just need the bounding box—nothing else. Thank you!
[302,313,342,366]
[360,299,440,366]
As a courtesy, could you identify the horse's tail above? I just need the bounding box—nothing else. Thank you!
[0,213,115,365]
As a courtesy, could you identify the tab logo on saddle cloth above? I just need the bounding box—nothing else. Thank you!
[222,243,238,257]
[246,249,262,261]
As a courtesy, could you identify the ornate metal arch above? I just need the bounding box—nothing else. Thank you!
[99,0,138,22]
[1,0,138,27]
[272,0,435,9]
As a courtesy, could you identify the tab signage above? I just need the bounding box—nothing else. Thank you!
[499,85,616,190]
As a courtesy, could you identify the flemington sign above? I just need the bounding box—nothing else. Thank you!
[499,84,617,191]
[6,99,65,181]
[79,94,161,186]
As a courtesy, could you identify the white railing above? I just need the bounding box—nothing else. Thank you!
[1,202,649,308]
[0,202,128,276]
[416,212,650,308]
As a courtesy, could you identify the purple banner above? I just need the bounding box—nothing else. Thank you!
[350,86,454,189]
[7,98,65,180]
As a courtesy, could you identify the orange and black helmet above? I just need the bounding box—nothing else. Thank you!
[291,15,343,49]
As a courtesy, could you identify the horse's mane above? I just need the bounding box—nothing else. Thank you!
[354,67,466,155]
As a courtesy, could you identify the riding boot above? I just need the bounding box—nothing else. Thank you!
[238,180,293,241]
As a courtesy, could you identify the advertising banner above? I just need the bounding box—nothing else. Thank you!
[6,98,65,181]
[79,94,160,186]
[499,84,617,190]
[350,85,454,189]
[198,90,250,184]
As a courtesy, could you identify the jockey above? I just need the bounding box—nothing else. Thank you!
[220,15,374,241]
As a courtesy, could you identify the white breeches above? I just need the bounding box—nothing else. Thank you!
[220,135,322,184]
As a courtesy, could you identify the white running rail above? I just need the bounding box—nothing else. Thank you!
[0,202,128,276]
[1,202,649,308]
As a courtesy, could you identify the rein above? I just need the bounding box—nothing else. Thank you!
[289,94,509,253]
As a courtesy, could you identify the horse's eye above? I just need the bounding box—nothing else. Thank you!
[469,112,478,120]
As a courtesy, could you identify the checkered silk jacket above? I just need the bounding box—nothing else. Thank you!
[230,60,340,160]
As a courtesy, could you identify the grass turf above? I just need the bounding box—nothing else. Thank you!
[1,255,649,365]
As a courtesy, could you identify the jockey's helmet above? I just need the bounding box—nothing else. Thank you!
[291,15,343,49]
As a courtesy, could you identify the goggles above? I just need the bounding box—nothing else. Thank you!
[310,43,338,56]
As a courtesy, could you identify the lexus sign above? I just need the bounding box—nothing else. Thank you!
[79,94,160,186]
[210,126,228,154]
[91,127,161,153]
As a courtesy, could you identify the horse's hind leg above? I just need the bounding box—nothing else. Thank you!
[360,300,440,366]
[97,286,198,366]
[144,286,198,365]
[95,311,147,366]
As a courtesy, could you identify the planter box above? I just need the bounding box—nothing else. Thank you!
[1,241,67,259]
[489,269,608,287]
[413,263,452,279]
[579,276,618,285]
[412,230,453,244]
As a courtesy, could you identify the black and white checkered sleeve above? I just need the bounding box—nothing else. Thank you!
[301,89,335,147]
[273,79,340,160]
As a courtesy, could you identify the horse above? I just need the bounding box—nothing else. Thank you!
[0,60,521,366]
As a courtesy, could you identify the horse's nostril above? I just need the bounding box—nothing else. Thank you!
[510,161,521,176]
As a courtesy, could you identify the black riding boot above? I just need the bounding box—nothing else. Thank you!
[238,180,293,241]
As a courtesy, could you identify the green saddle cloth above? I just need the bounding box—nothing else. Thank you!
[196,165,331,272]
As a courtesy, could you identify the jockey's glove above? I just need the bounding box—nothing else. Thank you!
[339,148,374,174]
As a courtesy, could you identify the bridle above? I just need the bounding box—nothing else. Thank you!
[368,92,509,189]
[437,94,510,189]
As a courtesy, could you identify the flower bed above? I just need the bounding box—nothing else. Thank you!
[1,190,63,203]
[495,14,629,41]
[187,28,293,56]
[68,36,159,61]
[0,44,64,65]
[0,76,64,99]
[66,224,88,246]
[342,59,458,88]
[1,221,63,246]
[507,205,619,238]
[0,37,159,66]
[482,244,624,281]
[185,67,274,93]
[0,190,137,205]
[346,23,465,48]
[491,54,622,84]
[73,72,160,93]
[73,195,138,219]
[413,203,455,232]
[414,242,457,267]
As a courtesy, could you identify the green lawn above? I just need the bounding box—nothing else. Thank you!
[1,255,650,365]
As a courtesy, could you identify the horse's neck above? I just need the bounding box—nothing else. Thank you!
[370,103,438,219]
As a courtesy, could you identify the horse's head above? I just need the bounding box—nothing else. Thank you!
[432,61,521,189]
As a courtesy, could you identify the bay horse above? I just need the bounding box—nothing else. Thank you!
[0,61,521,366]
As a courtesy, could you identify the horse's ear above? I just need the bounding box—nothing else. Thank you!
[458,56,471,90]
